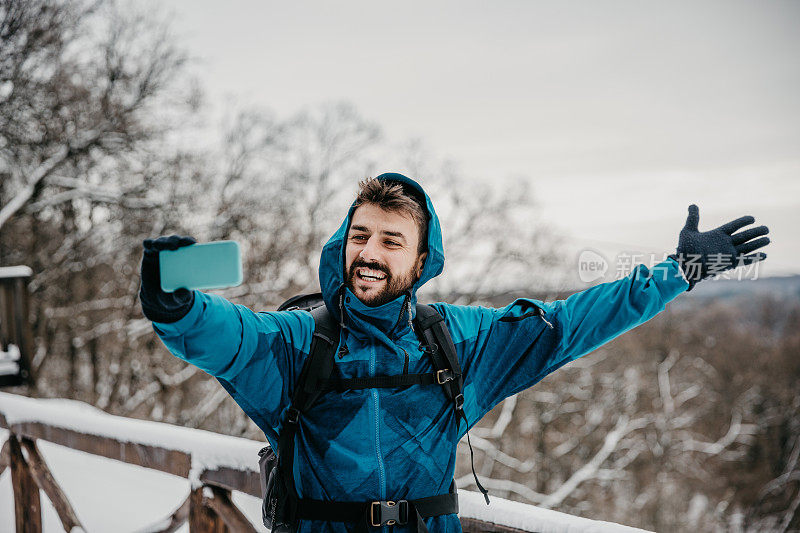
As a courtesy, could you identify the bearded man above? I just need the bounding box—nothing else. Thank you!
[139,172,770,532]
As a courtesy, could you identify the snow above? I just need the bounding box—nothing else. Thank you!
[0,81,13,102]
[0,344,20,376]
[459,491,650,532]
[0,266,33,279]
[0,394,652,532]
[0,392,264,474]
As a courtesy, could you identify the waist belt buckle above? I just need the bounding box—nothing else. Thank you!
[370,499,409,527]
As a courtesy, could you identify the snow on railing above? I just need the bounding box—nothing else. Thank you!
[0,266,33,279]
[0,392,651,532]
[0,344,21,376]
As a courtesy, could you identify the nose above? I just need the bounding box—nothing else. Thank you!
[359,235,380,262]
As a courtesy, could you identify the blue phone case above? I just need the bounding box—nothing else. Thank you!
[159,240,243,292]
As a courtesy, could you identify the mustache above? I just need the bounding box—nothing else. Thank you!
[349,259,390,277]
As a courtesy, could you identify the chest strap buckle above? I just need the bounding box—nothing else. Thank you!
[436,369,454,384]
[370,499,409,527]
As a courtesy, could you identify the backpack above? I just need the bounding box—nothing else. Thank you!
[258,292,489,532]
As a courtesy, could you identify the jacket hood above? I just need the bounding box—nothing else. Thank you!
[319,173,445,332]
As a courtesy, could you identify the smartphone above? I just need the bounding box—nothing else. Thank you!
[159,240,243,292]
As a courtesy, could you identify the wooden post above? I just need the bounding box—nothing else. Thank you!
[14,275,36,382]
[9,435,42,533]
[204,486,257,533]
[189,485,227,533]
[0,439,10,477]
[19,438,83,532]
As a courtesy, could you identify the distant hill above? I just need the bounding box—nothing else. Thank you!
[442,274,800,309]
[671,273,800,309]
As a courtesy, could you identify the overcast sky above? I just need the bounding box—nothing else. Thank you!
[159,0,799,278]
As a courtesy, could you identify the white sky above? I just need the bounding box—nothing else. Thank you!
[158,0,799,277]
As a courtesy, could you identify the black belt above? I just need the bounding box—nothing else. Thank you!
[294,489,458,532]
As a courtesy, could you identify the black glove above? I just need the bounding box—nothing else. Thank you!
[139,235,197,323]
[668,204,769,291]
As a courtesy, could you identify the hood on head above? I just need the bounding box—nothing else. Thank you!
[319,173,445,322]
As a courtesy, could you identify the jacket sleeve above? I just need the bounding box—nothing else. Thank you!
[433,257,689,436]
[150,290,313,446]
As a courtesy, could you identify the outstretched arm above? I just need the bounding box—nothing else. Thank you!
[550,203,772,365]
[443,204,771,429]
[138,236,311,445]
[439,256,689,433]
[542,256,688,370]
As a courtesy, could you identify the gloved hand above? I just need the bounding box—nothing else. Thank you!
[668,205,769,291]
[139,235,197,323]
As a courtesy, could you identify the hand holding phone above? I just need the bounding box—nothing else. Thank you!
[139,235,198,323]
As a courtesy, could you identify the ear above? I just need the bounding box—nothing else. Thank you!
[415,252,428,278]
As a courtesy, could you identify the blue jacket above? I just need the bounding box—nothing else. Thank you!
[152,174,689,532]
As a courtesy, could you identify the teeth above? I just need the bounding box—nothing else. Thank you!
[358,268,386,280]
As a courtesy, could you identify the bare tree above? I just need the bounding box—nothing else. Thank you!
[203,102,382,307]
[390,140,570,303]
[0,0,192,405]
[0,0,186,230]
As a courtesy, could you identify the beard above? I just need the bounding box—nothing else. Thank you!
[346,257,416,307]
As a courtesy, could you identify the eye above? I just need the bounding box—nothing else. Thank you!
[385,240,400,247]
[350,234,367,242]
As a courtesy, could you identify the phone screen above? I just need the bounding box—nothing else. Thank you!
[159,240,242,292]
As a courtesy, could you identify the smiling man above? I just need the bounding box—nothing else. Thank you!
[139,172,769,533]
[346,181,428,307]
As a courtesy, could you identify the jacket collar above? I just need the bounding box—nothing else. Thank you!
[338,286,413,341]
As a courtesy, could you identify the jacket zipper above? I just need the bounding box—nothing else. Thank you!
[498,301,554,329]
[370,342,387,503]
[538,307,554,329]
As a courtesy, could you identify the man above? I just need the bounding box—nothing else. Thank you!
[139,173,769,532]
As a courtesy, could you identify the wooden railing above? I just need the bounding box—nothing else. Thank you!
[0,393,549,533]
[0,414,261,532]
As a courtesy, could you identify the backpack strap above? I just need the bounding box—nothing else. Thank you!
[277,291,325,312]
[277,305,340,511]
[414,303,491,505]
[299,306,340,407]
[414,304,463,406]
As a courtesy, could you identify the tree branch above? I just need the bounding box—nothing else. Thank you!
[540,415,649,509]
